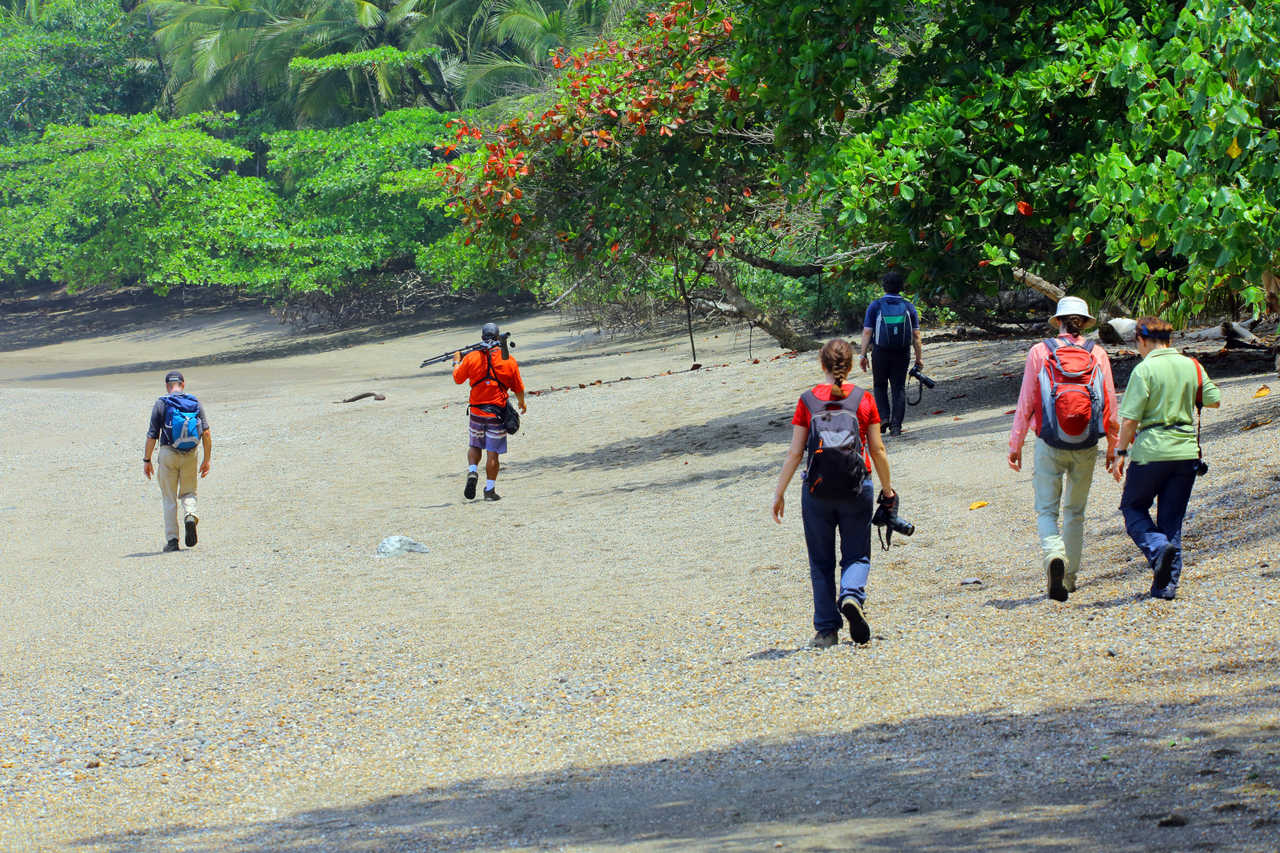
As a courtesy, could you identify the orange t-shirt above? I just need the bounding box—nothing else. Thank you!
[453,348,525,418]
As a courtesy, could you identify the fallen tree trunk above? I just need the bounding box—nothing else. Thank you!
[1012,267,1065,303]
[702,257,820,351]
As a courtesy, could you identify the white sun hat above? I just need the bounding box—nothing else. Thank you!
[1049,295,1095,329]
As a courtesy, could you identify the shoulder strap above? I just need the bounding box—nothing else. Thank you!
[1191,358,1204,408]
[473,348,509,391]
[1080,339,1095,352]
[1043,338,1060,353]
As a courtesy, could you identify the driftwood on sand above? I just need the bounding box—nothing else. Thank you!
[335,392,386,403]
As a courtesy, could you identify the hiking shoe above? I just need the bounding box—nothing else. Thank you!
[1047,556,1069,602]
[184,514,198,548]
[840,596,871,644]
[483,488,501,501]
[163,539,180,553]
[464,471,479,500]
[889,424,903,437]
[808,630,839,649]
[1153,543,1177,593]
[1150,583,1178,600]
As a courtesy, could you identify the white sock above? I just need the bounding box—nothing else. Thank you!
[468,464,478,474]
[485,479,496,491]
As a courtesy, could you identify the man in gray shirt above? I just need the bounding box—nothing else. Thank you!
[143,370,212,551]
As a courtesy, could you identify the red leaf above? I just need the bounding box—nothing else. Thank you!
[978,259,991,267]
[1016,200,1033,216]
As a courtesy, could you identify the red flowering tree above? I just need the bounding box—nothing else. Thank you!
[436,1,849,350]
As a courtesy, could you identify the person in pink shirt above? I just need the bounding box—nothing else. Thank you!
[1007,296,1119,602]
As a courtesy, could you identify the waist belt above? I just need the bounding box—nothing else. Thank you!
[1143,422,1193,432]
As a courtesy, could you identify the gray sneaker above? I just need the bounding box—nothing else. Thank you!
[808,630,839,649]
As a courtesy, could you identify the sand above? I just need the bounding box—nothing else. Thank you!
[0,295,1278,851]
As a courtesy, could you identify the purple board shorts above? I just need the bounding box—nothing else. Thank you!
[468,413,508,454]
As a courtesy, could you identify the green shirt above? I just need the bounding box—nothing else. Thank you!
[1119,347,1221,463]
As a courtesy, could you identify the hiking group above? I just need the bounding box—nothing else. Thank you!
[139,301,1223,641]
[775,289,1222,648]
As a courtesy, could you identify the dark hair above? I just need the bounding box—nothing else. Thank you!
[881,270,905,294]
[1135,315,1173,341]
[820,338,854,399]
[1059,316,1087,335]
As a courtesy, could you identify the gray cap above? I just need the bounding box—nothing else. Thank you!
[481,322,500,341]
[164,370,184,384]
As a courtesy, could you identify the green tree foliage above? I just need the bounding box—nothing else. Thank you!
[733,0,1280,318]
[0,0,158,144]
[0,109,455,293]
[266,107,455,287]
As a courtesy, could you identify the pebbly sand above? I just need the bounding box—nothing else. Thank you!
[0,295,1278,851]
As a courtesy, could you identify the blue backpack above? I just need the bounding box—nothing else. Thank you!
[163,393,203,451]
[874,297,912,350]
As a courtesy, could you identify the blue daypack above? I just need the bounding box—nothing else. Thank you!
[163,393,203,451]
[874,297,912,350]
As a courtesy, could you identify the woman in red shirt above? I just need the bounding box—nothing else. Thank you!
[772,338,895,648]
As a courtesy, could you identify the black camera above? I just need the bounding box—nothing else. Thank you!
[909,365,936,389]
[1195,459,1209,477]
[871,491,915,550]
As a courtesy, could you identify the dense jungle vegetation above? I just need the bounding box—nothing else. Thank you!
[1,0,1278,338]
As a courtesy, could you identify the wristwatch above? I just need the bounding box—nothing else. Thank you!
[1116,449,1128,457]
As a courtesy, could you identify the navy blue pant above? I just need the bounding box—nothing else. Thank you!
[872,347,911,429]
[1119,459,1199,590]
[801,481,873,632]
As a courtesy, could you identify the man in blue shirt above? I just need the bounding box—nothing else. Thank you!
[859,271,924,437]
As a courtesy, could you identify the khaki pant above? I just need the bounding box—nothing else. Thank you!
[157,445,198,542]
[1032,437,1097,588]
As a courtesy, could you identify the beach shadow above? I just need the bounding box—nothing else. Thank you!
[744,647,806,662]
[1083,592,1148,609]
[71,686,1280,852]
[524,408,786,475]
[122,552,164,559]
[984,594,1043,610]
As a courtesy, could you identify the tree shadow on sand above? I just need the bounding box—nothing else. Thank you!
[523,406,791,474]
[73,685,1280,852]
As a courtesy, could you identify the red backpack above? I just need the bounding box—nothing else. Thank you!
[1036,338,1105,449]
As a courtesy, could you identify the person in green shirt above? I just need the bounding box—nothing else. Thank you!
[1111,316,1222,599]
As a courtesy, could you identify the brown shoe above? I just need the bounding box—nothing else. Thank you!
[808,630,839,649]
[840,597,871,644]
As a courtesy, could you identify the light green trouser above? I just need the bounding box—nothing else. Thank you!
[1032,437,1098,586]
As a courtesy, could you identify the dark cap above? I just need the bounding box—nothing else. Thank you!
[164,370,184,384]
[481,322,500,341]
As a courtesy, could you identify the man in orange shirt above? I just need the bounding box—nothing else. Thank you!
[452,323,527,501]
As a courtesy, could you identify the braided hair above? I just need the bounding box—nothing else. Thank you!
[820,338,854,399]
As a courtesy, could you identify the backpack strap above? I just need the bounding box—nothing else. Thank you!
[1192,358,1205,462]
[472,348,509,392]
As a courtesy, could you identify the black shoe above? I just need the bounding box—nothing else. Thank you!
[1047,556,1068,602]
[889,424,902,437]
[483,488,501,501]
[1149,583,1178,600]
[1152,543,1177,593]
[163,539,180,552]
[808,630,839,649]
[840,596,871,644]
[464,471,479,500]
[184,514,198,547]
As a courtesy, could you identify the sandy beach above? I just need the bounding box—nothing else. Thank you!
[1,294,1277,851]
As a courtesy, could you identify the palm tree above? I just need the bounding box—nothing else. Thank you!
[141,0,628,124]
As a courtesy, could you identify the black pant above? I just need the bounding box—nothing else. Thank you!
[871,347,911,429]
